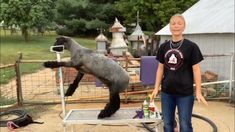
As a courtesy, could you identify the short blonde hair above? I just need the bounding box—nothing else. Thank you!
[170,14,186,25]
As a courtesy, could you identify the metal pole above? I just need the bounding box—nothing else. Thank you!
[56,53,66,117]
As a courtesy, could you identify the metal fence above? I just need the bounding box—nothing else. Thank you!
[18,57,145,104]
[0,64,18,108]
[0,53,234,107]
[201,54,234,100]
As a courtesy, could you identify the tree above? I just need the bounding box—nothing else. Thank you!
[55,0,121,36]
[0,0,57,41]
[115,0,198,32]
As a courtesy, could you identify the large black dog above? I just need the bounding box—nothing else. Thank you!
[44,36,129,119]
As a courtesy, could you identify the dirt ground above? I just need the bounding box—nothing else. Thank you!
[0,100,234,132]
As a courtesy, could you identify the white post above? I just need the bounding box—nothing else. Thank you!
[229,53,234,102]
[56,53,66,117]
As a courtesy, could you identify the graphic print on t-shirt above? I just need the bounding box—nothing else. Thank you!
[168,54,177,64]
[164,49,184,70]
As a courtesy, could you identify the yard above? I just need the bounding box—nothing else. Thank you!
[1,33,234,132]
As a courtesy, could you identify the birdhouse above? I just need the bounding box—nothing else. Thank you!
[109,18,128,56]
[128,22,149,50]
[95,32,108,54]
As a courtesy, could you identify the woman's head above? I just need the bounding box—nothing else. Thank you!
[170,14,186,37]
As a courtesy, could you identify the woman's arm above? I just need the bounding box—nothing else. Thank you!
[151,63,164,101]
[193,63,208,105]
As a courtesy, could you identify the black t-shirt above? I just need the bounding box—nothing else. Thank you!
[156,39,203,96]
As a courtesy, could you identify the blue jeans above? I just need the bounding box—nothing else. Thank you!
[161,92,194,132]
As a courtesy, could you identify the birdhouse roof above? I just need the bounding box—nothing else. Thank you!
[95,33,108,42]
[110,18,126,32]
[130,23,144,36]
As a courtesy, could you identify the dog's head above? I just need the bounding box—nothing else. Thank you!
[50,36,70,53]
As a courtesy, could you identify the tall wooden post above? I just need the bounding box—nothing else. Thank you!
[15,52,23,106]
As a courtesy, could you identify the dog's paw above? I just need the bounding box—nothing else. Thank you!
[43,61,59,68]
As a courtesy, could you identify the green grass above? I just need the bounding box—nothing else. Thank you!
[0,95,16,106]
[0,66,16,84]
[0,34,96,64]
[0,34,96,82]
[0,33,96,105]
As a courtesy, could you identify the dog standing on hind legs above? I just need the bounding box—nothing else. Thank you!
[43,36,129,119]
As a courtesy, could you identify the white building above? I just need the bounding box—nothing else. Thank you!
[155,0,234,80]
[128,23,149,50]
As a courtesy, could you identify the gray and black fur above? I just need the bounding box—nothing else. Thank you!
[44,36,129,119]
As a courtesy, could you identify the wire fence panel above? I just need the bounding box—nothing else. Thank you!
[20,64,59,103]
[201,54,232,80]
[0,64,18,106]
[199,54,234,99]
[19,63,110,104]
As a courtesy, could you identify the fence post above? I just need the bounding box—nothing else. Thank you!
[123,51,128,103]
[15,52,23,106]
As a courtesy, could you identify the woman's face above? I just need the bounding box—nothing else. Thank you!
[170,16,185,37]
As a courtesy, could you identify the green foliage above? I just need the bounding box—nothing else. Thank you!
[55,0,121,36]
[115,0,198,31]
[0,0,198,37]
[57,19,86,36]
[115,0,157,31]
[0,0,57,41]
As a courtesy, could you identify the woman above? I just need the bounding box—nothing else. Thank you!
[151,14,208,132]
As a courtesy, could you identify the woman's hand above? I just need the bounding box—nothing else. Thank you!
[150,89,159,102]
[196,92,208,106]
[151,63,164,102]
[193,64,208,106]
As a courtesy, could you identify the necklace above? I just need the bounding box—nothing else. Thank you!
[170,39,184,49]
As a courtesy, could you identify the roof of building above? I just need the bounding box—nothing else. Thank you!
[156,0,235,35]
